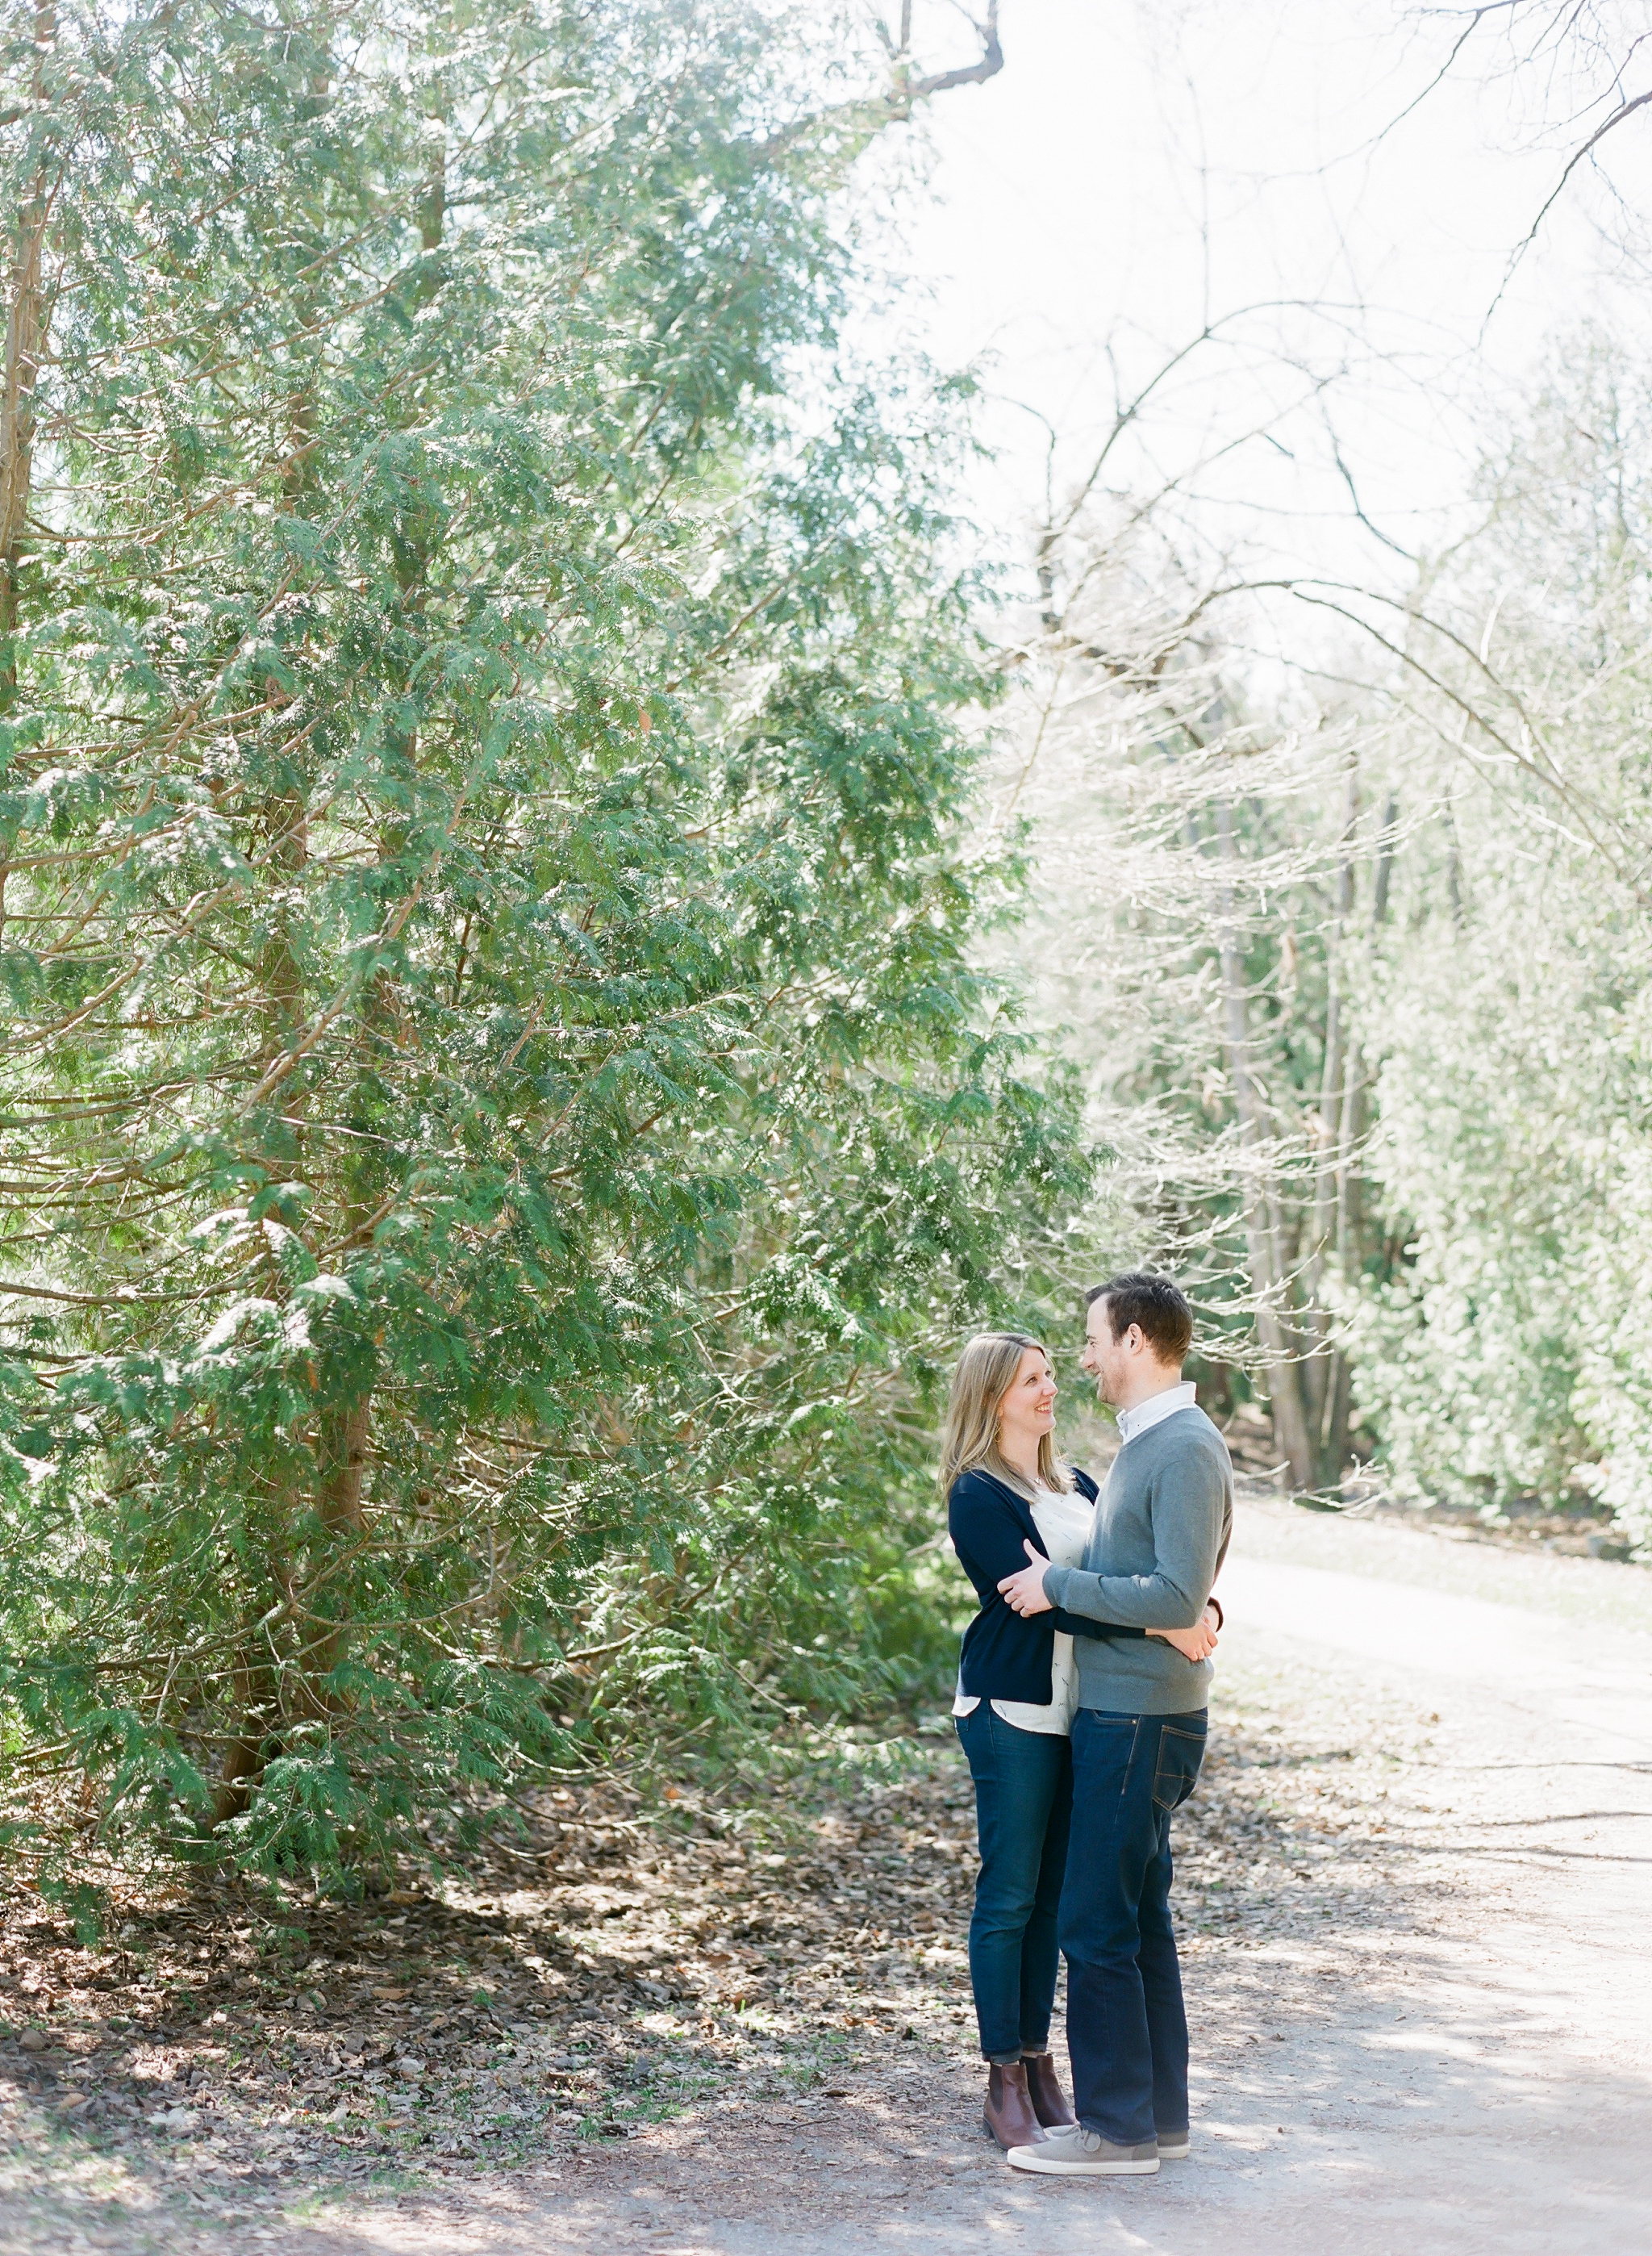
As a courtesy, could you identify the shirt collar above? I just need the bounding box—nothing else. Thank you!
[1115,1379,1196,1447]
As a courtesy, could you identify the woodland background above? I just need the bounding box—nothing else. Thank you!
[3,0,1650,1917]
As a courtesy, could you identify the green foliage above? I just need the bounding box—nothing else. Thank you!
[988,332,1652,1533]
[1349,339,1652,1544]
[0,0,1091,1889]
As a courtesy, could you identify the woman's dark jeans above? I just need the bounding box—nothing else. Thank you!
[955,1702,1072,2065]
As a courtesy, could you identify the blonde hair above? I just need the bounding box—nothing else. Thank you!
[939,1332,1072,1498]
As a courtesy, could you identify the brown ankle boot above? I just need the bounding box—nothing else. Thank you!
[1021,2050,1077,2129]
[982,2060,1046,2150]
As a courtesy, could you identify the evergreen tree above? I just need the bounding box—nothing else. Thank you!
[0,0,1086,1893]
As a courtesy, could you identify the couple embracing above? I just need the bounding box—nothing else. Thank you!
[944,1272,1233,2178]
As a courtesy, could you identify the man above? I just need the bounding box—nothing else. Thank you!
[995,1272,1233,2177]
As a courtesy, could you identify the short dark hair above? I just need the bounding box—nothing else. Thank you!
[1085,1272,1194,1364]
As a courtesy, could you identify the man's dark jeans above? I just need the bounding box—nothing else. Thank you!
[955,1702,1072,2063]
[1059,1706,1208,2143]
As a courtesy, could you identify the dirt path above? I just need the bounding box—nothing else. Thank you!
[6,1497,1652,2254]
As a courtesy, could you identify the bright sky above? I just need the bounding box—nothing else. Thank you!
[854,0,1650,607]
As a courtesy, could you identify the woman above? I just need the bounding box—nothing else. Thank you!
[943,1331,1218,2150]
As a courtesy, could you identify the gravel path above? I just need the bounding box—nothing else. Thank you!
[5,1495,1651,2254]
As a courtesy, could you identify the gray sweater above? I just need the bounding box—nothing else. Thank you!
[1041,1406,1233,1715]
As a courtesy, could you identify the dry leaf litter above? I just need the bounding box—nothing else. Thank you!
[0,1631,1456,2251]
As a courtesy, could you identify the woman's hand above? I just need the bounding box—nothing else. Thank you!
[996,1540,1055,1618]
[1147,1602,1220,1662]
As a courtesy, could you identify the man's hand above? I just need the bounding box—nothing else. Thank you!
[1147,1602,1220,1662]
[997,1540,1054,1618]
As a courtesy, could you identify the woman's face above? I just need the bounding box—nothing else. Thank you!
[997,1346,1057,1453]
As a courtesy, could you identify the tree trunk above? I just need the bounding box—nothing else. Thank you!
[1213,797,1316,1490]
[211,1633,279,1826]
[319,1395,370,1538]
[211,1719,269,1827]
[290,1392,373,1719]
[0,2,56,713]
[1301,754,1362,1489]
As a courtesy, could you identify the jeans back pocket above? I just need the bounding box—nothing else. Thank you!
[1152,1723,1207,1812]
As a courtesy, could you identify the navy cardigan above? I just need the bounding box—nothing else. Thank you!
[949,1465,1145,1705]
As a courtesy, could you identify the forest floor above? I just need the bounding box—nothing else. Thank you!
[4,1493,1652,2255]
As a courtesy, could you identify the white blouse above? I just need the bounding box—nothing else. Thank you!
[953,1481,1097,1737]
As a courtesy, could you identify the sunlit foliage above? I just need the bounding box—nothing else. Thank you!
[0,0,1088,1893]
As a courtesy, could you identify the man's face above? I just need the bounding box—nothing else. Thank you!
[1081,1296,1131,1406]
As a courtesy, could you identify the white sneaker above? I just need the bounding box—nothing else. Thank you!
[1006,2124,1160,2176]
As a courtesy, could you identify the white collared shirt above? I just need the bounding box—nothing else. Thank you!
[1115,1379,1196,1446]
